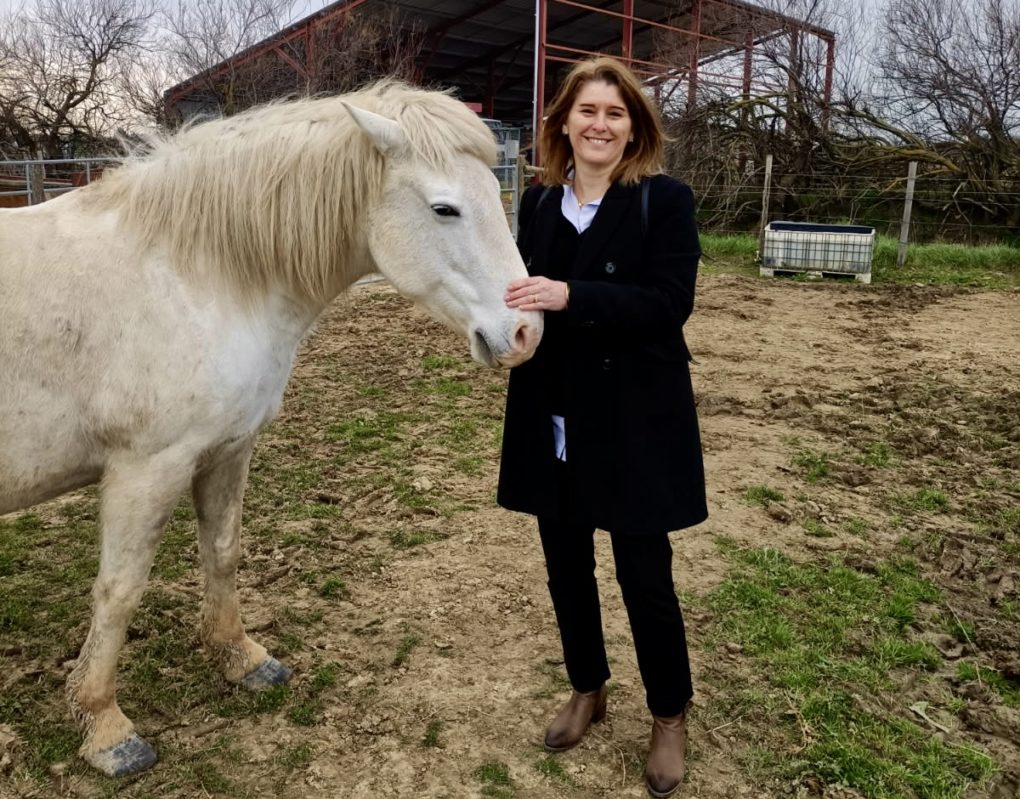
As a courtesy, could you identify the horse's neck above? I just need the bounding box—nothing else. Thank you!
[239,290,327,359]
[231,247,374,339]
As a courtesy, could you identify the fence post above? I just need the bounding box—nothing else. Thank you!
[757,153,773,261]
[897,160,917,268]
[26,162,46,205]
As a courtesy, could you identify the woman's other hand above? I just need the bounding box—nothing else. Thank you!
[506,277,570,312]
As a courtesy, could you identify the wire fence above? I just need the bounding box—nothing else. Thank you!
[0,158,120,207]
[681,158,1020,249]
[6,155,1018,263]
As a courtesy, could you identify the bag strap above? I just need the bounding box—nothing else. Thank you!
[534,184,555,214]
[640,177,650,239]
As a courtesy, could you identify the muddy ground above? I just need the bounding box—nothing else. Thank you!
[2,272,1018,799]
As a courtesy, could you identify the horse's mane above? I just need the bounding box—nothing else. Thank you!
[92,81,498,304]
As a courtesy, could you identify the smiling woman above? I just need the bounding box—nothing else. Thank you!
[498,57,705,799]
[564,80,633,192]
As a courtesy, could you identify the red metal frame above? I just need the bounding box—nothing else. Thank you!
[822,36,835,129]
[532,0,836,166]
[164,0,837,153]
[163,0,371,118]
[687,0,702,108]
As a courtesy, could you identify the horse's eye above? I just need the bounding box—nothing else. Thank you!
[431,204,460,217]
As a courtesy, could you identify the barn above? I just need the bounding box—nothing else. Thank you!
[163,0,835,155]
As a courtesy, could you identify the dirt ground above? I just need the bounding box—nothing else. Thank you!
[3,272,1019,799]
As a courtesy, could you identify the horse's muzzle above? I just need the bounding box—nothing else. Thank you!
[473,315,542,368]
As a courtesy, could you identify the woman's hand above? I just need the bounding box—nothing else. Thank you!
[506,276,570,312]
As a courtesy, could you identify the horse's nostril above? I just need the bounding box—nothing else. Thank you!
[512,320,540,356]
[473,329,494,363]
[513,323,528,353]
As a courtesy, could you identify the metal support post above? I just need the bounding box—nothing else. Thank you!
[533,0,548,166]
[687,0,702,108]
[757,154,773,262]
[897,161,918,268]
[622,0,633,62]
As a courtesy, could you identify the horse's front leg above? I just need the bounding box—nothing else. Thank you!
[193,441,291,688]
[68,454,192,777]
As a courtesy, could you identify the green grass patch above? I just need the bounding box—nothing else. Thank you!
[325,411,410,457]
[862,441,893,468]
[389,529,448,550]
[319,575,348,599]
[997,506,1020,536]
[745,485,785,506]
[844,517,870,537]
[453,455,485,475]
[423,719,443,747]
[213,684,291,718]
[535,754,573,784]
[432,378,472,397]
[422,354,462,370]
[700,232,758,261]
[392,633,420,668]
[706,543,991,797]
[802,519,833,538]
[310,662,344,692]
[441,418,480,450]
[288,699,322,726]
[872,238,1020,288]
[890,487,951,515]
[277,743,314,769]
[698,233,1020,288]
[474,761,515,798]
[0,504,98,655]
[935,613,976,644]
[957,662,1020,709]
[793,449,831,483]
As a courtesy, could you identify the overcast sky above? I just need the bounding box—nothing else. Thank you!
[0,0,880,36]
[0,0,336,22]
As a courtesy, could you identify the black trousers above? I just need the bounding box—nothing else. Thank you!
[537,514,694,718]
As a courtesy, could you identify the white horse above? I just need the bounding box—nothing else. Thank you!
[0,82,541,777]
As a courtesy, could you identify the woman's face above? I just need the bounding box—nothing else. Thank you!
[564,79,633,174]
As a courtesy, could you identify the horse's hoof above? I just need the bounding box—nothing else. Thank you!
[240,656,292,690]
[85,732,157,777]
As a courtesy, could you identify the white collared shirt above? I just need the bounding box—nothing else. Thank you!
[561,183,602,233]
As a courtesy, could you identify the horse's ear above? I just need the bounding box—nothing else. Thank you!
[342,102,409,158]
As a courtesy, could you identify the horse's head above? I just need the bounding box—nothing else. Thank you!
[344,103,542,369]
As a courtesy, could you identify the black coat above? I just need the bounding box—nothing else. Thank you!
[497,175,708,535]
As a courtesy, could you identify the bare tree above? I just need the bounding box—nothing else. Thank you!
[163,0,291,83]
[156,0,424,122]
[877,0,1020,171]
[0,0,153,158]
[651,0,877,228]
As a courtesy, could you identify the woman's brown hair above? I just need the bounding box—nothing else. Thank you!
[538,56,665,186]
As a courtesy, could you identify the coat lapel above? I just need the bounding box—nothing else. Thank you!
[571,181,634,277]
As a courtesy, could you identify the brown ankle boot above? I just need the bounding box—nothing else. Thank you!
[645,707,689,798]
[543,684,607,752]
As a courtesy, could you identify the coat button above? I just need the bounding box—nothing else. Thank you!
[604,261,616,274]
